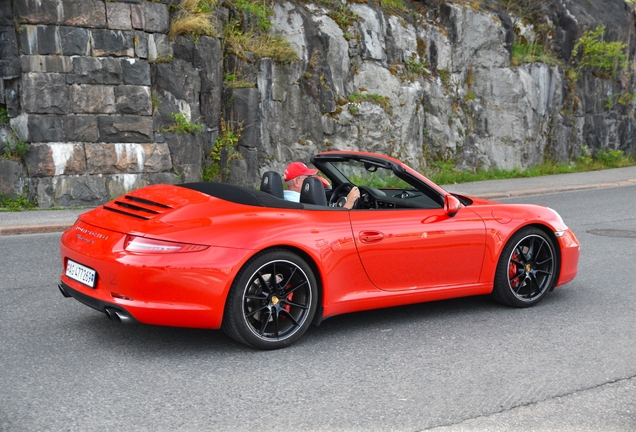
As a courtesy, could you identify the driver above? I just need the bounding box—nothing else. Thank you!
[283,162,360,209]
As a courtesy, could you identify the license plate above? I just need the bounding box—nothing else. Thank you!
[66,259,97,288]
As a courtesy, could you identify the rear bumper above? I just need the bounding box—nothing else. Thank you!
[59,281,138,323]
[60,221,253,330]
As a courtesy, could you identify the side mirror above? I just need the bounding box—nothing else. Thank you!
[444,194,462,217]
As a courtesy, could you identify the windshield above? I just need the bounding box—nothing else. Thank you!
[329,159,412,189]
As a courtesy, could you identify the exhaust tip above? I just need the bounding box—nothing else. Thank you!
[114,310,134,324]
[58,284,72,298]
[104,307,134,324]
[104,307,120,322]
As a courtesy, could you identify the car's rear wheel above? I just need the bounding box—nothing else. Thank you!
[493,227,558,307]
[222,249,318,349]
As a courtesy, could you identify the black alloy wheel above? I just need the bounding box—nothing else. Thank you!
[493,227,558,307]
[222,249,318,349]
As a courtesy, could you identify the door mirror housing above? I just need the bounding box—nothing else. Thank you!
[444,194,462,217]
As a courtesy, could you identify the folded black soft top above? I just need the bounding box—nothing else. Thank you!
[178,182,305,209]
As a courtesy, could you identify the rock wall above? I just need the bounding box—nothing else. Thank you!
[1,0,635,207]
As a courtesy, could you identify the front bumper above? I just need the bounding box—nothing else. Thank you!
[556,228,580,286]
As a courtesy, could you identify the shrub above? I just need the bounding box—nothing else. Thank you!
[202,118,243,182]
[572,26,627,79]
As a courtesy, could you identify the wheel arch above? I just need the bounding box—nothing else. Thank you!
[495,222,562,289]
[226,244,326,326]
[524,223,562,288]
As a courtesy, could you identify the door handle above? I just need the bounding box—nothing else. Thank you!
[359,231,385,243]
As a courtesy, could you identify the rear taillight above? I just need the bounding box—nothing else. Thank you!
[124,235,209,253]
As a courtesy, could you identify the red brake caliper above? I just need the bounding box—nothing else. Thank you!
[284,284,293,313]
[509,253,519,288]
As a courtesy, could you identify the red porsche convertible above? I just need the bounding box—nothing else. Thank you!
[59,151,580,349]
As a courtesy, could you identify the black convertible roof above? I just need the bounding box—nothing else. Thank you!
[179,182,305,209]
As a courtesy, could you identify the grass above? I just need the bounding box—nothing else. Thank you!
[233,0,272,31]
[0,193,36,211]
[329,3,358,30]
[511,43,560,66]
[405,57,430,77]
[162,112,205,134]
[168,0,217,39]
[224,73,256,88]
[223,21,298,64]
[380,0,406,11]
[348,91,391,112]
[425,149,636,185]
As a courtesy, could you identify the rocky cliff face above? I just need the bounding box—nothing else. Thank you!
[1,0,635,207]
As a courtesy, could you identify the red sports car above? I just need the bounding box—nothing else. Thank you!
[59,151,580,349]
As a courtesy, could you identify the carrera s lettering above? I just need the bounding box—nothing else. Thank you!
[75,226,109,241]
[76,234,94,244]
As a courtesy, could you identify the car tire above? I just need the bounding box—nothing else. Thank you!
[222,249,318,349]
[492,227,558,308]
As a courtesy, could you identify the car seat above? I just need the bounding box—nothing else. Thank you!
[259,171,284,199]
[300,177,328,206]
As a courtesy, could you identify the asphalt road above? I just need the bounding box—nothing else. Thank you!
[1,186,635,431]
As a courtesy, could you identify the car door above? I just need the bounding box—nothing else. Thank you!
[350,207,487,291]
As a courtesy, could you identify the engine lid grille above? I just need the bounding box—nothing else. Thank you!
[103,195,174,220]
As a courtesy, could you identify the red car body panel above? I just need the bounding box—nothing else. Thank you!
[59,151,580,331]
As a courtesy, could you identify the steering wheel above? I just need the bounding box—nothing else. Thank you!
[329,183,353,207]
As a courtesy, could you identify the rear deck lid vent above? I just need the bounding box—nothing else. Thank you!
[103,195,174,220]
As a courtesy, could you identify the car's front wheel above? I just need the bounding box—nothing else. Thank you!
[493,227,558,307]
[222,249,318,349]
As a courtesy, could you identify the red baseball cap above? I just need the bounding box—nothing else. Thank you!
[283,162,318,181]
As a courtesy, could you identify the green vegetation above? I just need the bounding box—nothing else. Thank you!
[202,118,243,182]
[233,0,272,31]
[348,91,391,112]
[224,73,256,88]
[380,0,406,11]
[571,26,627,80]
[169,0,218,39]
[1,109,30,162]
[162,112,205,134]
[151,90,160,114]
[3,138,30,161]
[437,69,451,88]
[511,42,559,66]
[223,21,298,64]
[405,57,430,80]
[329,3,358,31]
[618,92,636,105]
[425,149,636,185]
[0,107,8,125]
[0,193,36,211]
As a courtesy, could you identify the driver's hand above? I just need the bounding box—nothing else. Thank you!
[344,187,360,209]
